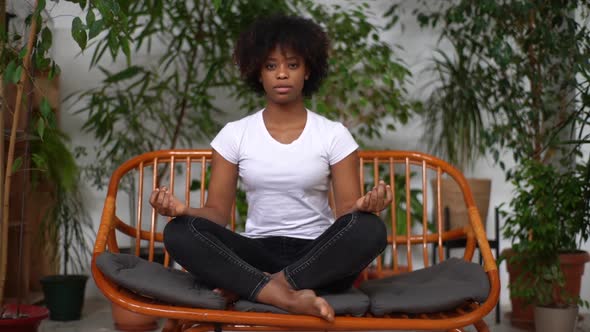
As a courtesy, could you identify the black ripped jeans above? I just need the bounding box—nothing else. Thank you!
[163,211,387,301]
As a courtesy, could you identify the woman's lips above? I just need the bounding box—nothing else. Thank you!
[273,86,292,93]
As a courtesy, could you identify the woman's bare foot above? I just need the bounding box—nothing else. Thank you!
[287,289,334,321]
[270,271,293,289]
[256,271,335,321]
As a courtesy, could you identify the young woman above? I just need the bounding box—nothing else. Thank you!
[149,15,392,322]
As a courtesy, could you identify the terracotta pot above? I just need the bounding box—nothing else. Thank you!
[504,249,590,329]
[0,304,49,332]
[111,302,159,331]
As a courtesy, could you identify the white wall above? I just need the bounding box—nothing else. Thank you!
[43,0,590,312]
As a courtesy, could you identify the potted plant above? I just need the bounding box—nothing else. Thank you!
[0,0,89,329]
[388,1,590,326]
[502,157,590,332]
[419,46,492,232]
[39,185,91,322]
[0,0,55,329]
[35,129,93,321]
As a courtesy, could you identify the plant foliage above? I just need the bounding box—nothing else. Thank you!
[392,0,590,307]
[68,0,416,192]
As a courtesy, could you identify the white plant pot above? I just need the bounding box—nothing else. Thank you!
[534,305,578,332]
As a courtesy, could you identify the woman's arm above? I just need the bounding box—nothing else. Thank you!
[330,150,392,219]
[149,150,239,227]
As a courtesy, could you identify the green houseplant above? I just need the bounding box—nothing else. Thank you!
[502,157,590,331]
[0,0,60,307]
[39,184,92,322]
[389,1,590,328]
[420,45,484,172]
[0,0,58,330]
[0,1,92,330]
[35,131,93,321]
[419,44,492,232]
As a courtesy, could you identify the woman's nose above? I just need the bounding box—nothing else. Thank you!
[276,65,288,79]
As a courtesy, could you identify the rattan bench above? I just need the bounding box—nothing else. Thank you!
[92,149,500,332]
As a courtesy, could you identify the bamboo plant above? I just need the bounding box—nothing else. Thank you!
[0,0,75,306]
[0,0,41,304]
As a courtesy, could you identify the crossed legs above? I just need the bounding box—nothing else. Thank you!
[163,211,387,320]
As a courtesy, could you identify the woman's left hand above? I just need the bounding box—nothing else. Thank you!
[355,180,393,213]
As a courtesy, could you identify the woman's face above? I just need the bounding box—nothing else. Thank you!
[260,46,309,105]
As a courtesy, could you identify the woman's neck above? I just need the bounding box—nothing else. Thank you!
[263,99,307,125]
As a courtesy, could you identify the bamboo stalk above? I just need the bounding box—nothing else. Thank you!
[0,0,39,304]
[0,0,6,306]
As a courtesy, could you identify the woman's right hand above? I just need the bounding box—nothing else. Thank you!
[149,186,188,217]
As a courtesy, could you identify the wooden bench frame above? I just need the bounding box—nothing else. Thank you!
[92,149,500,332]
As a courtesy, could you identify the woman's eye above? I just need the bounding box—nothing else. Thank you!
[266,63,276,70]
[288,63,299,69]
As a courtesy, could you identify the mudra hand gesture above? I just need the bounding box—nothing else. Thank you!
[149,187,187,217]
[355,180,393,213]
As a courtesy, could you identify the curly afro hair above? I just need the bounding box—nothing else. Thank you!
[233,14,330,97]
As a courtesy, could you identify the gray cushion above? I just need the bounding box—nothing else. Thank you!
[234,287,369,317]
[96,252,225,309]
[359,258,490,316]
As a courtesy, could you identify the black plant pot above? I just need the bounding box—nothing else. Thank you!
[40,274,88,321]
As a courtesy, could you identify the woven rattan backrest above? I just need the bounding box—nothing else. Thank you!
[105,150,478,273]
[356,151,475,276]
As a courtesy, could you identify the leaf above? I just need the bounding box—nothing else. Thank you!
[48,61,61,80]
[35,54,51,71]
[86,8,96,26]
[31,153,46,170]
[3,60,16,83]
[41,27,52,51]
[120,37,131,63]
[40,98,52,118]
[12,157,22,174]
[34,0,46,17]
[71,17,87,50]
[213,0,222,11]
[108,33,118,58]
[18,47,27,60]
[37,117,45,140]
[13,66,23,84]
[104,66,143,83]
[89,19,104,39]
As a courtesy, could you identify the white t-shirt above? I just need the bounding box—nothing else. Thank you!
[210,109,358,239]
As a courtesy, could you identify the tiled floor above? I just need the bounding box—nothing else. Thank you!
[39,297,589,332]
